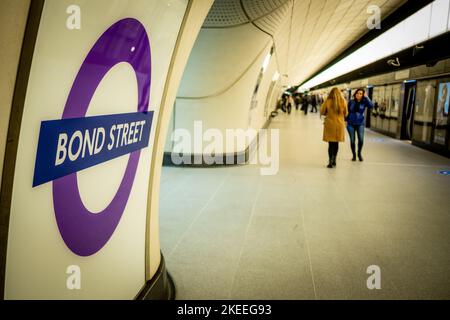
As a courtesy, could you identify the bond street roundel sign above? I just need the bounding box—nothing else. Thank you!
[33,18,153,256]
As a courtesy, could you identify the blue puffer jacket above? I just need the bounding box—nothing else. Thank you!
[346,96,374,126]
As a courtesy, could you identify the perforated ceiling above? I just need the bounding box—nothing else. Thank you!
[203,0,248,27]
[203,0,407,86]
[203,0,291,27]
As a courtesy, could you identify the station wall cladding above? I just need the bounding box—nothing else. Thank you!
[1,0,189,299]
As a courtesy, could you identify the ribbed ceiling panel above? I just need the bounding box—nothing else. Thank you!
[253,0,291,35]
[202,0,407,84]
[242,0,290,20]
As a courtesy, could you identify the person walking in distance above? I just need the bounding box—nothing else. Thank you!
[320,88,348,168]
[294,94,301,110]
[311,94,318,113]
[346,88,374,161]
[302,94,309,115]
[287,94,294,114]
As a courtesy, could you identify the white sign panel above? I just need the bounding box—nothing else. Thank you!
[5,0,187,299]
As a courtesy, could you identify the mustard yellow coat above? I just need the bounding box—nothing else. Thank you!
[320,100,348,142]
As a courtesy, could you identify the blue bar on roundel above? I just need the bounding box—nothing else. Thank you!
[33,111,154,187]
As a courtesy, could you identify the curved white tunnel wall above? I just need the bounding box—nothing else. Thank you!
[166,24,285,155]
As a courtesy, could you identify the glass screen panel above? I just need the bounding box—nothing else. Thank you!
[412,80,436,144]
[433,82,449,145]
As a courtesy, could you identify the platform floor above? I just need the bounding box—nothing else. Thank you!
[159,110,450,299]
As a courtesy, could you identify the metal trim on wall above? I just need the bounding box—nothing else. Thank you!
[144,0,197,285]
[0,0,45,299]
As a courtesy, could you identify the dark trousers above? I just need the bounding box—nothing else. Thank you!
[328,142,339,160]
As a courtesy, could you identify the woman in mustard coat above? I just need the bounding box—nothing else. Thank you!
[320,88,349,168]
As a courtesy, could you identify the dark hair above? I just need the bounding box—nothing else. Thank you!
[353,88,365,100]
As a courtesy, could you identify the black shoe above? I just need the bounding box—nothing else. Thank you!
[327,158,333,168]
[351,145,356,161]
[358,153,364,162]
[332,156,336,167]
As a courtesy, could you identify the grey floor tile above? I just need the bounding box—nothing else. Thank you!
[159,112,450,300]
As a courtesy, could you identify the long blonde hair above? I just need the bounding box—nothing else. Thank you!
[326,87,347,114]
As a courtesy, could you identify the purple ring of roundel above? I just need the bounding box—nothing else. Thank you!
[52,18,151,257]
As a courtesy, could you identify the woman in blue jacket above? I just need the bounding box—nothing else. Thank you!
[346,88,374,161]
